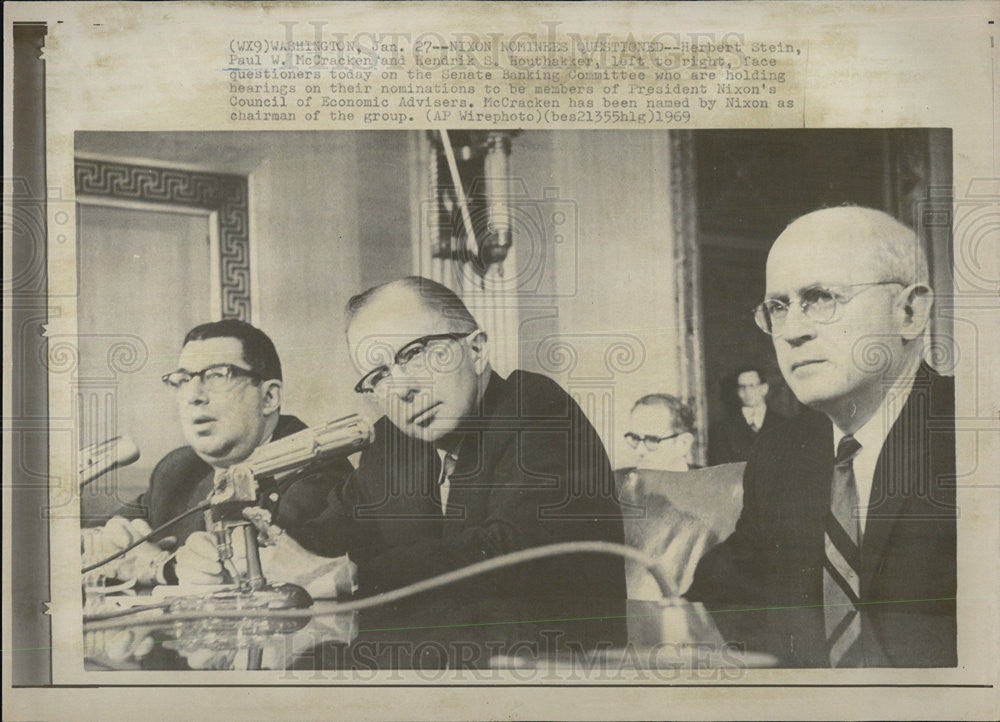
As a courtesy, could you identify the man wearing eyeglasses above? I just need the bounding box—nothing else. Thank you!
[686,206,956,667]
[624,394,698,472]
[177,277,626,600]
[85,319,352,585]
[708,365,786,465]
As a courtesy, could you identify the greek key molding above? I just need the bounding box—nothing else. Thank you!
[75,158,251,321]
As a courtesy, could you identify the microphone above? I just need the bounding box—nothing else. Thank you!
[241,414,374,479]
[79,436,140,488]
[207,414,374,598]
[210,414,373,520]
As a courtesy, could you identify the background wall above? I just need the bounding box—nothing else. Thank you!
[247,132,413,427]
[506,131,697,468]
[75,132,414,509]
[76,203,213,488]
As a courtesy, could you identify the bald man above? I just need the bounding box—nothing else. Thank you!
[687,207,956,667]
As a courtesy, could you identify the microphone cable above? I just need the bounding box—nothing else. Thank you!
[84,541,674,630]
[82,501,210,574]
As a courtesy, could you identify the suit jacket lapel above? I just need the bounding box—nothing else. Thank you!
[441,372,504,515]
[860,372,928,586]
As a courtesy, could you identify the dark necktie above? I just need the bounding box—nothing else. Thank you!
[824,435,864,667]
[437,451,457,515]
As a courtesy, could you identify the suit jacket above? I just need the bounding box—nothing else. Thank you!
[708,406,785,465]
[114,414,354,546]
[292,370,627,600]
[687,364,956,667]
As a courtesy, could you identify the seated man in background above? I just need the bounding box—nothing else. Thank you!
[618,394,729,598]
[624,394,698,471]
[687,206,956,667]
[83,320,353,586]
[708,365,786,465]
[177,277,627,601]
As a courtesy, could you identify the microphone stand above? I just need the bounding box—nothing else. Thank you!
[204,415,373,609]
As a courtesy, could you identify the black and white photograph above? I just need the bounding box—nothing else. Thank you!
[70,128,956,672]
[5,3,998,720]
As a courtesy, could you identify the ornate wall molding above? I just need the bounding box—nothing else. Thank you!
[74,158,251,321]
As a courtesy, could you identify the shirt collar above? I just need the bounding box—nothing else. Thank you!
[436,447,458,465]
[741,405,765,426]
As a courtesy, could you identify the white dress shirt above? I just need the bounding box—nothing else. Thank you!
[831,364,918,534]
[741,405,767,431]
[436,447,458,515]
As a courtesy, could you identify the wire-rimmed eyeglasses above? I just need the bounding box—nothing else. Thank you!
[753,281,906,336]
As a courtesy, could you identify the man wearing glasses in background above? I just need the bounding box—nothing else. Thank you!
[708,365,786,465]
[83,320,352,586]
[617,393,719,599]
[687,206,956,667]
[624,394,699,472]
[176,277,626,601]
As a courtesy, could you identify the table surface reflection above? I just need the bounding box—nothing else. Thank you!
[84,590,777,673]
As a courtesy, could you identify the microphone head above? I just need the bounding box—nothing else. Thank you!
[79,435,140,487]
[115,436,141,467]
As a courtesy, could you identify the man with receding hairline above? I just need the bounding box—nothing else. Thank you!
[177,277,627,600]
[624,394,698,472]
[687,206,956,667]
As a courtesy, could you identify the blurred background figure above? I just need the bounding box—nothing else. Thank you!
[709,365,786,465]
[624,394,698,471]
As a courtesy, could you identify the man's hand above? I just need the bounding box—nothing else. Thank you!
[174,514,356,598]
[82,516,170,586]
[257,531,356,600]
[243,507,356,599]
[174,531,235,586]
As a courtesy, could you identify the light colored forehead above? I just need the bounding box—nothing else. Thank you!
[177,336,246,369]
[766,219,883,292]
[630,404,674,428]
[737,370,762,385]
[348,291,452,355]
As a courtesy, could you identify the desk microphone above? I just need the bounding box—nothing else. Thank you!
[208,414,373,604]
[80,436,140,488]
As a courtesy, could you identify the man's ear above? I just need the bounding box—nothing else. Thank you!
[260,379,283,416]
[677,432,695,456]
[898,284,934,341]
[469,331,490,374]
[760,382,769,398]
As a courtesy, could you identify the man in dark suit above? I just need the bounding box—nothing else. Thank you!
[83,320,351,585]
[687,206,956,668]
[708,365,785,465]
[177,277,626,600]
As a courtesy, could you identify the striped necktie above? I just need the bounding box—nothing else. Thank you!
[824,435,864,667]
